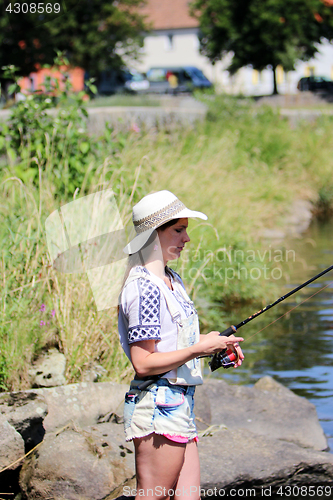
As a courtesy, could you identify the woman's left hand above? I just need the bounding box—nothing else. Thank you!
[228,340,244,367]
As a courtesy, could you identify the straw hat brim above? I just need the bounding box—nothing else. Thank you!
[123,208,207,255]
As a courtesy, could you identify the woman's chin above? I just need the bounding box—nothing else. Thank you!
[167,253,180,261]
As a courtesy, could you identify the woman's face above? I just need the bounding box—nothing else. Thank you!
[157,218,190,263]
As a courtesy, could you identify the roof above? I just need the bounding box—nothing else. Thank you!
[140,0,199,30]
[140,0,333,31]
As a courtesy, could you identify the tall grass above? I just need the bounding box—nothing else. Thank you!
[1,91,333,391]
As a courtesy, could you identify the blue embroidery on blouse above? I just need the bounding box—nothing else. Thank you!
[128,325,161,344]
[172,289,196,318]
[126,266,195,344]
[138,278,161,326]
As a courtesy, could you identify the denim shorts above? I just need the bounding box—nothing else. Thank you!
[123,378,197,443]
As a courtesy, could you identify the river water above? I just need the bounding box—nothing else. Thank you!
[209,218,333,453]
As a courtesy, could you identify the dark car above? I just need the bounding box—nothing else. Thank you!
[87,69,149,95]
[146,66,212,94]
[297,76,333,92]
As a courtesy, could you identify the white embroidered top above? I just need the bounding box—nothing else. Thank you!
[118,266,197,381]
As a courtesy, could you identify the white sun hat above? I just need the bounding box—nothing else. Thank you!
[123,190,208,255]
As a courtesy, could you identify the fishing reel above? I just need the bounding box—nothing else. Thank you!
[209,326,239,372]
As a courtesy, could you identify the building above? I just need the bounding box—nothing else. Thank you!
[18,66,85,95]
[136,0,333,95]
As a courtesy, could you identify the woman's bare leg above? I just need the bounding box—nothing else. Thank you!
[173,440,200,500]
[134,433,186,500]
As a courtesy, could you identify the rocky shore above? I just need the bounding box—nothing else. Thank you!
[1,376,333,499]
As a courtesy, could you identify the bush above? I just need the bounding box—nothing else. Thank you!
[0,53,100,196]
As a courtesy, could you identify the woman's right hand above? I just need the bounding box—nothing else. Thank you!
[194,331,244,357]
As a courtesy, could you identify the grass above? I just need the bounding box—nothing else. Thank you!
[1,93,333,391]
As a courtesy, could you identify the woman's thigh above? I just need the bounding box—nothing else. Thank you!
[173,440,200,499]
[134,433,186,499]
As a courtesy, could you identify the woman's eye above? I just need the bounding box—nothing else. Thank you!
[175,229,182,233]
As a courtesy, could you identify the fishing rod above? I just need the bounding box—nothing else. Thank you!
[210,263,333,372]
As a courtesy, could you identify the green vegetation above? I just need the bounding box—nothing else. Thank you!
[1,80,333,391]
[191,0,333,94]
[0,0,146,83]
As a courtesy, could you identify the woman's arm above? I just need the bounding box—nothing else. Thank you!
[130,331,244,378]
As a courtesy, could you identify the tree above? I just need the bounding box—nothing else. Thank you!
[0,0,148,94]
[190,0,333,94]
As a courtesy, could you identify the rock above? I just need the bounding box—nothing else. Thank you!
[0,415,25,471]
[5,376,333,499]
[82,363,107,383]
[30,381,128,432]
[29,348,66,387]
[195,376,327,451]
[19,422,135,500]
[283,199,313,236]
[0,391,47,451]
[199,427,333,493]
[259,199,313,240]
[259,228,286,239]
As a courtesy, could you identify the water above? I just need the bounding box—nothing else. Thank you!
[209,218,333,452]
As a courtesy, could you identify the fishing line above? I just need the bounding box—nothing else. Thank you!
[245,279,333,343]
[210,264,333,371]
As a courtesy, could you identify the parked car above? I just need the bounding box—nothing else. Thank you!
[88,69,149,95]
[297,76,333,92]
[146,66,212,93]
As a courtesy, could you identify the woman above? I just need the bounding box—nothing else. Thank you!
[118,190,244,500]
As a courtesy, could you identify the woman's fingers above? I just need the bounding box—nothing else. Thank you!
[198,332,245,357]
[221,335,245,367]
[220,335,244,346]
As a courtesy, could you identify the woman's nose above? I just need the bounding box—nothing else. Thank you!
[184,231,190,243]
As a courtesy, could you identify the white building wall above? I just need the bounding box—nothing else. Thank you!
[135,28,333,95]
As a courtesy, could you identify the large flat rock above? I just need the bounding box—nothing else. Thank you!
[199,427,333,493]
[195,376,328,451]
[30,381,128,431]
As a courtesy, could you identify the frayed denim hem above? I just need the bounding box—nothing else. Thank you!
[125,430,198,443]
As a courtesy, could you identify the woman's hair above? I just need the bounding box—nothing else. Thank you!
[157,218,179,231]
[119,218,180,293]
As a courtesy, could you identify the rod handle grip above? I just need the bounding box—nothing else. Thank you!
[219,325,237,337]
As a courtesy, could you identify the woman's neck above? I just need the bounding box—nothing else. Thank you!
[144,259,167,279]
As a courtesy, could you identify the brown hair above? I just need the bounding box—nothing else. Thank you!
[157,218,179,231]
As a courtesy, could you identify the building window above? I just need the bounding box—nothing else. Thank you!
[165,34,174,51]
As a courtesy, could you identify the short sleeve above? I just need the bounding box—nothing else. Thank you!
[122,277,162,344]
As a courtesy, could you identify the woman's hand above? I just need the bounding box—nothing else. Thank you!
[130,332,245,378]
[195,331,244,366]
